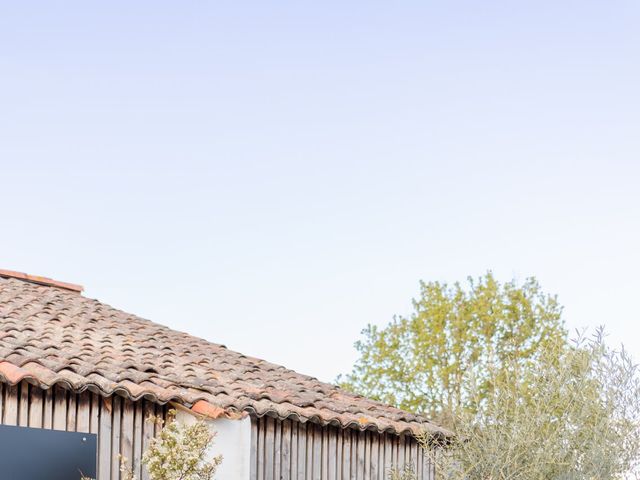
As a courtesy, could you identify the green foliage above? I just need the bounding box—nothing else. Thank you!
[340,273,566,423]
[120,409,222,480]
[419,330,640,480]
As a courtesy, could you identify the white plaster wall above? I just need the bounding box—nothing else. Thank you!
[176,410,252,480]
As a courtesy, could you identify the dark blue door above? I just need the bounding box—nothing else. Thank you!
[0,424,97,479]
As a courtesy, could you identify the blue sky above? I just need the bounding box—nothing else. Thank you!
[1,1,639,382]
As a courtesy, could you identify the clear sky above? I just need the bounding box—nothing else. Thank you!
[1,1,639,383]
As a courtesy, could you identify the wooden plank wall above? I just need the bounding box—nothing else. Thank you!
[0,380,167,480]
[250,417,435,480]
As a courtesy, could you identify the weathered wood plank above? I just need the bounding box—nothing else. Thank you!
[320,426,328,480]
[281,419,292,480]
[370,433,379,480]
[402,435,409,470]
[363,432,371,480]
[53,385,67,431]
[250,415,259,480]
[133,401,143,479]
[43,387,54,428]
[265,417,275,480]
[256,417,264,480]
[29,385,44,428]
[111,396,122,480]
[410,439,418,479]
[121,398,135,477]
[274,417,282,480]
[18,381,29,426]
[141,401,156,480]
[75,393,90,433]
[98,396,112,480]
[313,424,322,480]
[341,429,351,480]
[297,422,306,480]
[290,420,299,480]
[306,423,315,480]
[357,431,365,480]
[328,427,337,480]
[67,390,77,431]
[350,430,358,480]
[416,440,422,480]
[4,383,19,425]
[334,427,342,480]
[384,433,392,480]
[90,393,100,434]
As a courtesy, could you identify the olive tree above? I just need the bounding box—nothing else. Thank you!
[418,330,640,480]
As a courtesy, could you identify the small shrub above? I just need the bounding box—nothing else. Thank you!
[120,409,222,480]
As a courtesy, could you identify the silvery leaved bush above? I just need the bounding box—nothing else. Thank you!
[119,409,222,480]
[416,329,640,480]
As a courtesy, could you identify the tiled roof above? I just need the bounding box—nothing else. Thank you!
[0,273,448,437]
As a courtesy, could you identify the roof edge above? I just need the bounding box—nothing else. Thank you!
[0,359,451,438]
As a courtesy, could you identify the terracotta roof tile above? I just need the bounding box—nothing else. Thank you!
[0,275,448,437]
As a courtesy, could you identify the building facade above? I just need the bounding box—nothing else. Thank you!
[0,270,446,479]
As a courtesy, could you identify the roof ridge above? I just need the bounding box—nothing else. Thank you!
[0,269,84,293]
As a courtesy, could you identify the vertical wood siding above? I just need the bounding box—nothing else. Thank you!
[251,417,435,480]
[0,381,167,480]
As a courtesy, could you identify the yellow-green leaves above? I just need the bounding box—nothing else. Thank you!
[339,273,566,426]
